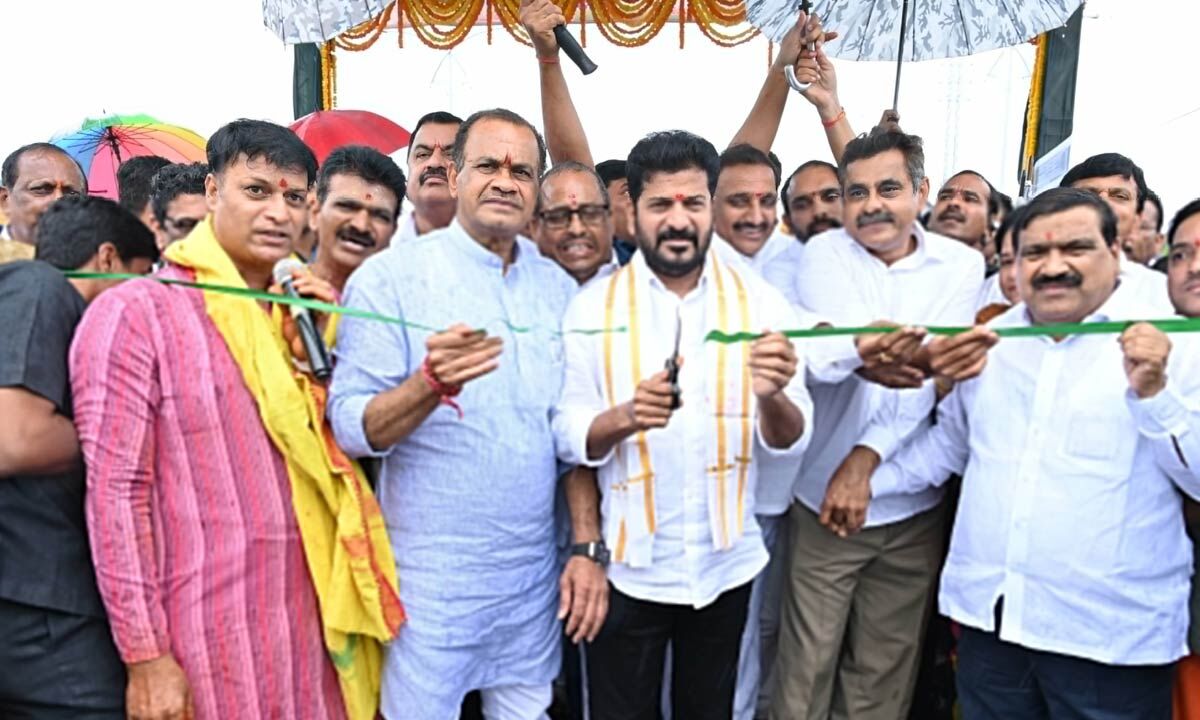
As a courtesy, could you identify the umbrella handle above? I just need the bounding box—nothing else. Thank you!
[784,65,811,93]
[784,39,818,93]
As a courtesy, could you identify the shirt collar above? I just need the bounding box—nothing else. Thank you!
[446,219,524,271]
[841,223,938,269]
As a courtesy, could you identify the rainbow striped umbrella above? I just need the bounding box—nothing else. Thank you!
[52,114,207,200]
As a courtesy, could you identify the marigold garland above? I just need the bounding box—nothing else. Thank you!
[331,0,759,51]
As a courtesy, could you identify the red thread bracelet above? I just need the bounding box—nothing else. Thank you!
[822,107,846,128]
[538,55,559,65]
[421,357,464,419]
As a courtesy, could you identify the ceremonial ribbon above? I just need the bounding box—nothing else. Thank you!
[65,272,1200,341]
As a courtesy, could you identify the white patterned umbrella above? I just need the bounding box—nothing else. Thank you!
[263,0,388,44]
[747,0,1083,109]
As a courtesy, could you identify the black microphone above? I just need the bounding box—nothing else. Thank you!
[553,25,597,75]
[273,258,333,381]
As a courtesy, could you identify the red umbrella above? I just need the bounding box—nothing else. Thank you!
[289,109,411,164]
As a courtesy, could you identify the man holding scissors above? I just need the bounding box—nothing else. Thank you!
[552,129,813,720]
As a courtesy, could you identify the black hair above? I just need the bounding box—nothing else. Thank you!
[1168,198,1200,247]
[117,156,171,213]
[316,145,407,221]
[537,161,610,212]
[839,127,926,190]
[451,108,548,177]
[1144,189,1164,233]
[944,169,1000,218]
[595,159,628,188]
[625,130,720,204]
[407,111,463,158]
[35,195,158,270]
[1,142,86,191]
[207,119,317,185]
[1060,152,1148,212]
[150,162,208,224]
[993,203,1027,256]
[718,143,782,189]
[1013,188,1118,250]
[781,159,838,202]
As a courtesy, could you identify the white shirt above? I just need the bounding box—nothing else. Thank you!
[762,240,806,307]
[872,288,1200,665]
[1120,258,1174,317]
[715,229,793,276]
[394,211,420,244]
[976,273,1010,310]
[553,251,813,607]
[792,225,985,526]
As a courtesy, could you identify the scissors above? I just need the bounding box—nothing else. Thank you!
[665,311,682,410]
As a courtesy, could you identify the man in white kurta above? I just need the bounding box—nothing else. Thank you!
[866,187,1200,719]
[553,130,812,720]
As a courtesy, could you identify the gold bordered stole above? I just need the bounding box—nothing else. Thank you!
[601,251,755,567]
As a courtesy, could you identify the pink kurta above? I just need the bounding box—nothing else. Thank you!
[70,266,346,720]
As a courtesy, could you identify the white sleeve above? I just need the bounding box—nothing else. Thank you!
[871,380,971,498]
[551,290,614,468]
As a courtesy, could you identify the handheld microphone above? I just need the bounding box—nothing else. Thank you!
[553,25,597,75]
[272,258,332,381]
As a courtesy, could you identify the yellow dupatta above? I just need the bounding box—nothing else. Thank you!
[164,220,403,720]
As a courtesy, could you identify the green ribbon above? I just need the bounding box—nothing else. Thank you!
[65,271,625,337]
[66,271,1198,342]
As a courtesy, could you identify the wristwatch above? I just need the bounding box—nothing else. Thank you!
[570,540,610,568]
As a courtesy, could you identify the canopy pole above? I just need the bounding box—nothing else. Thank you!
[893,0,910,112]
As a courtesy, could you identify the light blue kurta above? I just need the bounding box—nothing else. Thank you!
[328,220,576,719]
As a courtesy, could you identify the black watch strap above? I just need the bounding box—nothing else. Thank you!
[570,540,610,567]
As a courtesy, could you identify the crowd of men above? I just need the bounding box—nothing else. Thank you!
[0,2,1197,719]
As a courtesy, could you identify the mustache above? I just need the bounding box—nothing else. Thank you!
[937,208,966,223]
[857,210,895,227]
[806,215,841,236]
[1031,271,1083,290]
[656,227,699,246]
[337,227,375,248]
[419,166,448,185]
[732,220,771,234]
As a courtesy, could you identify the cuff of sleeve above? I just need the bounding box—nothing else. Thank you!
[1128,385,1192,438]
[809,335,863,384]
[870,463,904,499]
[116,630,172,665]
[556,408,616,468]
[857,425,901,463]
[755,411,811,457]
[334,393,390,459]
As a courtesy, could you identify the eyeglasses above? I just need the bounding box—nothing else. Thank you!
[163,216,202,236]
[539,204,610,230]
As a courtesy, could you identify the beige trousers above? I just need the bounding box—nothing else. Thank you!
[770,503,946,720]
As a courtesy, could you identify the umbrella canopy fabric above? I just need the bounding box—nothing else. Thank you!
[263,0,387,44]
[290,109,411,165]
[52,114,206,200]
[750,0,1081,59]
[747,0,1082,109]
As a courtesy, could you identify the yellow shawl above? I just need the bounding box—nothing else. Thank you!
[164,220,403,720]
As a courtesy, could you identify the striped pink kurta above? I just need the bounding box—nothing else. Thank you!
[70,266,346,720]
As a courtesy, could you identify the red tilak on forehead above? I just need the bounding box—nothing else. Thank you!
[365,193,373,201]
[501,152,513,169]
[674,193,685,202]
[279,178,289,189]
